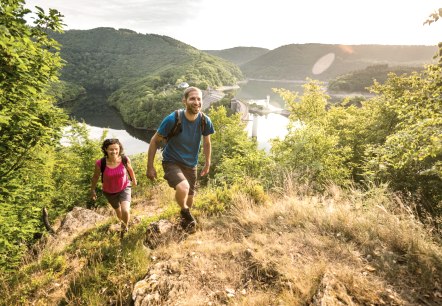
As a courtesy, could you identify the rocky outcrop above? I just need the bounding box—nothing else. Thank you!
[143,219,183,249]
[46,206,107,252]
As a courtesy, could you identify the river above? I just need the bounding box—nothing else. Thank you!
[67,81,299,155]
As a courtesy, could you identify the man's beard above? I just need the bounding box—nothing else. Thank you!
[187,104,200,115]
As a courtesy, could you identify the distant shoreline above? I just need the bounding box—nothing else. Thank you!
[245,78,307,84]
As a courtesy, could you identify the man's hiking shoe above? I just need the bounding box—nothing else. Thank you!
[180,208,196,233]
[183,220,196,234]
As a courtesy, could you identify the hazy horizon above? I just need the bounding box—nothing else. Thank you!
[25,0,442,50]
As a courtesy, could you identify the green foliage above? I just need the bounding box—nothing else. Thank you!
[52,122,105,211]
[276,79,328,126]
[130,152,165,201]
[48,80,86,104]
[49,28,205,90]
[1,220,150,305]
[108,76,183,128]
[273,66,442,221]
[364,66,442,214]
[272,80,352,187]
[328,64,423,93]
[47,27,243,129]
[236,179,268,205]
[108,57,243,129]
[40,254,67,273]
[0,0,68,272]
[196,185,234,215]
[205,46,269,66]
[61,223,149,305]
[196,179,268,216]
[203,106,274,187]
[0,0,66,183]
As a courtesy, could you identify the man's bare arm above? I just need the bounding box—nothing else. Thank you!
[201,135,211,176]
[146,132,165,180]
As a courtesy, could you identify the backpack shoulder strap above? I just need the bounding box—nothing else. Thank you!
[121,155,128,167]
[121,155,133,181]
[200,112,207,135]
[166,110,183,140]
[100,157,106,183]
[177,109,183,124]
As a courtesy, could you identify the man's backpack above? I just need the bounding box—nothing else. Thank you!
[100,155,129,182]
[165,109,207,141]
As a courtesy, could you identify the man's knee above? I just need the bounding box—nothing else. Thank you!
[176,180,190,193]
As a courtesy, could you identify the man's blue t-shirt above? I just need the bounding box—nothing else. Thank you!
[157,110,215,168]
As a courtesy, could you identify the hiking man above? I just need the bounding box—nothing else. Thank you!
[146,86,215,232]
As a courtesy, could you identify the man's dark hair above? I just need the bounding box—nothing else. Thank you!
[183,86,202,100]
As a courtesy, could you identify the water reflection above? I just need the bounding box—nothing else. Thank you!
[67,81,294,155]
[67,90,152,156]
[236,79,305,108]
[246,113,289,151]
[85,125,150,156]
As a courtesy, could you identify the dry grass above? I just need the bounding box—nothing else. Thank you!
[135,182,442,305]
[3,181,442,305]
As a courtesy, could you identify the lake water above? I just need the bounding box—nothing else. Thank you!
[67,81,297,155]
[67,91,154,155]
[235,79,305,108]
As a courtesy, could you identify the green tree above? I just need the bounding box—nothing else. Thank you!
[0,0,66,271]
[273,68,441,222]
[365,66,442,216]
[272,80,352,187]
[203,106,273,187]
[51,122,105,213]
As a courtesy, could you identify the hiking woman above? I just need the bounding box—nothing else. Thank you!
[90,138,137,237]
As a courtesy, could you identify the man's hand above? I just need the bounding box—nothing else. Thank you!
[200,164,210,177]
[146,166,157,180]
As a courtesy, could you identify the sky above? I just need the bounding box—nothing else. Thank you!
[25,0,442,50]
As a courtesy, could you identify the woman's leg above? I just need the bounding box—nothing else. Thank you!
[114,205,123,222]
[120,201,130,229]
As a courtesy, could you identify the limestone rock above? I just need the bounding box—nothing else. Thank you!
[144,219,182,249]
[46,207,107,252]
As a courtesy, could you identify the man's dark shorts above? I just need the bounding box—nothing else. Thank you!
[162,161,197,195]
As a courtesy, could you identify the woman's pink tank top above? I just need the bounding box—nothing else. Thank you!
[96,158,129,193]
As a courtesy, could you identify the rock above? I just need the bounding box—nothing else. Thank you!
[132,259,190,305]
[144,219,181,249]
[46,207,107,252]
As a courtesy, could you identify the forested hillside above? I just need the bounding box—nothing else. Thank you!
[49,27,243,128]
[328,64,424,93]
[240,43,437,80]
[50,27,242,91]
[204,46,269,65]
[108,52,243,129]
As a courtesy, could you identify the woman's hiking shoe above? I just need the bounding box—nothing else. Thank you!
[180,208,196,233]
